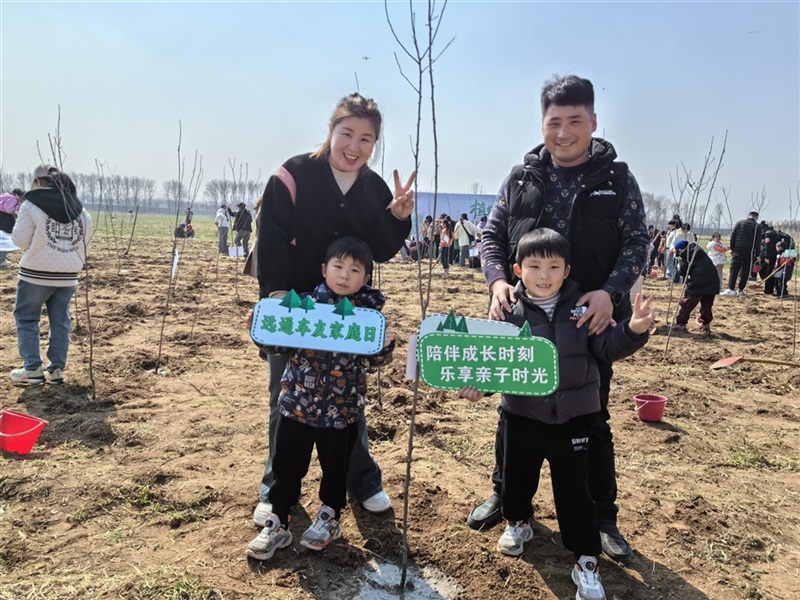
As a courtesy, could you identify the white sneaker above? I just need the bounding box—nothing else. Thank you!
[253,501,273,528]
[45,368,65,384]
[736,289,746,296]
[572,555,606,600]
[299,505,342,551]
[10,367,45,384]
[247,514,292,560]
[362,490,391,513]
[497,520,533,556]
[720,289,737,296]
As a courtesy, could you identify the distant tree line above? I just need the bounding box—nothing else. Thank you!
[0,169,263,216]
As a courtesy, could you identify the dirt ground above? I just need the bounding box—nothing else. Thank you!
[1,221,799,600]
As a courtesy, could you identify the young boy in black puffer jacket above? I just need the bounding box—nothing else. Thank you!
[247,236,395,561]
[460,228,653,600]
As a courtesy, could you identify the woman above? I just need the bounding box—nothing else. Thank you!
[11,166,92,384]
[439,217,454,275]
[253,93,415,532]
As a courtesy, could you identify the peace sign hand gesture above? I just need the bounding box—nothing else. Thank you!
[390,170,417,220]
[628,293,655,335]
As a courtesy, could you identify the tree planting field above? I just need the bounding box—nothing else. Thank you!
[1,216,798,599]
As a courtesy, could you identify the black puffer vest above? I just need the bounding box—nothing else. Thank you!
[505,140,631,321]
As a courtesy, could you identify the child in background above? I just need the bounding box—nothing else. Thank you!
[247,237,395,560]
[774,241,795,299]
[460,228,653,600]
[706,232,729,292]
[673,238,719,333]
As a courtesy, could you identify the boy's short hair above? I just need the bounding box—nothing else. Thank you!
[541,75,594,115]
[516,228,571,265]
[324,236,374,277]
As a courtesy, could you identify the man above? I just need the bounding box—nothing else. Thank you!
[214,204,230,255]
[721,211,760,296]
[758,223,779,296]
[228,202,253,256]
[453,213,480,267]
[475,75,649,565]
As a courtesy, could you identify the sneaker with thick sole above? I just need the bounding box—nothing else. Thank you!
[45,368,65,384]
[467,492,502,530]
[247,514,292,560]
[598,522,632,564]
[671,324,688,334]
[300,505,341,551]
[497,520,533,556]
[736,289,747,296]
[572,555,606,600]
[720,289,737,296]
[362,490,391,513]
[253,501,273,528]
[10,367,45,384]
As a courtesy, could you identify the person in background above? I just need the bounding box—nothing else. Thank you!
[672,238,719,334]
[0,188,24,267]
[214,204,230,255]
[253,92,415,529]
[453,213,479,268]
[706,232,729,291]
[773,240,795,299]
[10,166,92,384]
[721,211,761,296]
[228,202,253,256]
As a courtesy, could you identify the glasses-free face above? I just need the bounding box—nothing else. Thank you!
[542,104,597,168]
[322,255,370,297]
[513,254,571,299]
[328,116,377,173]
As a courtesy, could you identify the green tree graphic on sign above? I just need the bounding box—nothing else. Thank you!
[333,297,355,320]
[300,296,315,312]
[279,290,302,312]
[518,322,532,337]
[442,310,459,331]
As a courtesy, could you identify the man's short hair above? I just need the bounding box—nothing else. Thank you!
[749,211,759,218]
[324,236,374,277]
[460,213,468,220]
[541,75,594,115]
[12,188,24,197]
[516,228,571,265]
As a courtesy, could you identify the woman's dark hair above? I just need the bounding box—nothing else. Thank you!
[324,236,374,277]
[516,227,571,265]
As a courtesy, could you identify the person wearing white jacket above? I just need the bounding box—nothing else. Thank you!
[452,213,479,267]
[10,165,92,384]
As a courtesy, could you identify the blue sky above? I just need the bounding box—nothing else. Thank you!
[1,1,798,220]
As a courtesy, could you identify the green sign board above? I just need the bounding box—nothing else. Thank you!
[417,311,559,396]
[250,292,385,355]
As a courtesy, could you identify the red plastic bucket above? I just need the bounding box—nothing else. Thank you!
[0,410,48,454]
[633,394,668,422]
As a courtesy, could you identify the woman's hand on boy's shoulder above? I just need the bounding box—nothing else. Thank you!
[458,386,486,402]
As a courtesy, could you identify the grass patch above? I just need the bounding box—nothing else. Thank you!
[726,441,799,471]
[129,485,221,528]
[136,572,222,600]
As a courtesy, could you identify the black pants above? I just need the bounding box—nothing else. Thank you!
[492,361,618,524]
[728,252,752,292]
[502,411,601,557]
[268,415,358,525]
[760,256,777,294]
